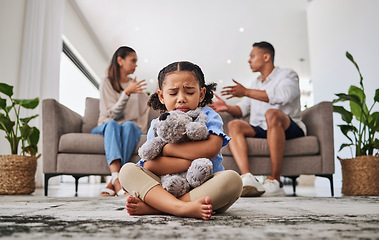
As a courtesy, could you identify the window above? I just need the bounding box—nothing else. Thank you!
[59,42,100,116]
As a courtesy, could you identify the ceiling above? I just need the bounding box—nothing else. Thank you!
[74,0,311,96]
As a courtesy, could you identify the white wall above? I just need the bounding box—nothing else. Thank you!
[0,0,107,187]
[307,0,379,194]
[63,0,109,81]
[0,0,26,154]
[75,0,311,100]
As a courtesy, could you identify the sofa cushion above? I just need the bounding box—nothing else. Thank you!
[221,136,319,156]
[59,133,147,155]
[82,97,100,133]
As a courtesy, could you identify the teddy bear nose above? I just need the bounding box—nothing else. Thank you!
[159,112,170,121]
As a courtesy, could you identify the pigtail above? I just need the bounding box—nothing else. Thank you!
[148,92,167,113]
[199,82,217,107]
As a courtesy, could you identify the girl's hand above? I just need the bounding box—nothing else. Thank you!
[124,77,147,96]
[208,94,228,112]
[221,79,247,99]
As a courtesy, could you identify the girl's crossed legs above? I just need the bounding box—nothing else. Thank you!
[119,163,242,220]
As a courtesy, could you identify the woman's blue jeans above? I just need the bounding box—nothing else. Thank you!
[91,120,142,166]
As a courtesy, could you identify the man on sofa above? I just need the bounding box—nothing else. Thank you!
[210,41,306,197]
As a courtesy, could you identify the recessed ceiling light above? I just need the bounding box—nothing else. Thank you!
[226,59,232,64]
[239,27,245,32]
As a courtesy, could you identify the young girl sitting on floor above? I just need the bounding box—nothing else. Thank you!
[119,61,242,220]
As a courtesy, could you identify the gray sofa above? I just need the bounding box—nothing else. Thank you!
[43,98,334,196]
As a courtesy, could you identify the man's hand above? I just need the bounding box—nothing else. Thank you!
[208,94,228,112]
[124,77,147,96]
[221,79,247,99]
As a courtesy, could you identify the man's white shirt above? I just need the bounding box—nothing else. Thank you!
[236,67,307,135]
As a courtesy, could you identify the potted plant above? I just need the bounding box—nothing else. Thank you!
[333,51,379,196]
[0,82,40,195]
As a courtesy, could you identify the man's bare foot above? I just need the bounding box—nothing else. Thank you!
[126,196,162,215]
[177,196,213,220]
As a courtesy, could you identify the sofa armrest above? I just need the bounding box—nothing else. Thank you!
[217,111,249,135]
[301,101,335,174]
[42,99,83,173]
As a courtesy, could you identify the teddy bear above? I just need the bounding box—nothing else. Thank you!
[138,108,213,197]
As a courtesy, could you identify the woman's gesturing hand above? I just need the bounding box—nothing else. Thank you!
[124,77,147,96]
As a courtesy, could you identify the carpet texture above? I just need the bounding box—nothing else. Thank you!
[0,196,378,239]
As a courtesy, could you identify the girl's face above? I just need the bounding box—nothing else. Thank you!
[157,71,206,112]
[118,52,138,75]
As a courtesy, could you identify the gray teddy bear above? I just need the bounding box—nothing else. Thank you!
[138,108,213,197]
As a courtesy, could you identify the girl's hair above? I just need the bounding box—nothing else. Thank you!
[107,46,136,93]
[148,61,217,112]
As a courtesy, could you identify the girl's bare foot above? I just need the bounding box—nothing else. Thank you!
[127,195,213,220]
[125,196,162,215]
[177,196,213,220]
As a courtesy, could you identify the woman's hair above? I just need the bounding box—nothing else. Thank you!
[107,46,136,93]
[148,61,217,112]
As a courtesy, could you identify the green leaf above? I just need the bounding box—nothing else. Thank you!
[0,97,6,110]
[338,143,353,152]
[24,127,39,156]
[27,127,40,146]
[20,114,39,125]
[14,97,39,109]
[20,124,33,140]
[373,138,379,149]
[333,93,361,104]
[368,112,379,132]
[349,86,369,123]
[0,113,15,133]
[0,83,14,98]
[337,124,357,143]
[333,106,353,123]
[5,105,13,112]
[361,143,375,156]
[346,51,363,86]
[24,145,38,157]
[375,89,379,103]
[349,86,365,103]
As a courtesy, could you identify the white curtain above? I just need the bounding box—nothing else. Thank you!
[18,0,65,187]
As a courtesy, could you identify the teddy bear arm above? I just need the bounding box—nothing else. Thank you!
[138,137,167,160]
[186,122,208,141]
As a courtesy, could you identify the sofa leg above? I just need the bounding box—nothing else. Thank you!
[283,176,299,196]
[44,174,59,196]
[44,174,50,196]
[316,174,334,197]
[72,175,87,197]
[289,176,299,196]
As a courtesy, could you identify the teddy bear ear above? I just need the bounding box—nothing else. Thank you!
[159,112,170,121]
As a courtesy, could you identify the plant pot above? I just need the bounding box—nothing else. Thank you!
[0,155,37,195]
[339,155,379,196]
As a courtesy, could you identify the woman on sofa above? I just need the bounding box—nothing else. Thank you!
[91,46,149,196]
